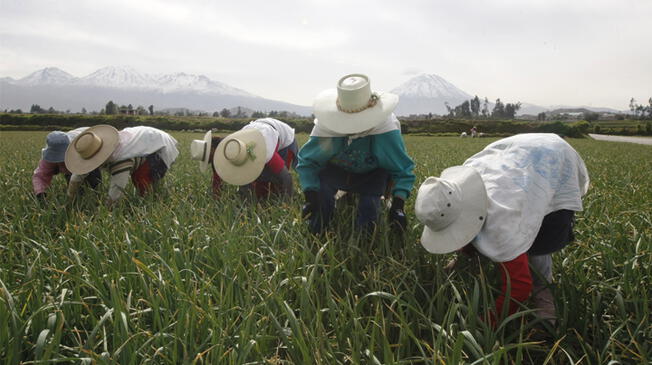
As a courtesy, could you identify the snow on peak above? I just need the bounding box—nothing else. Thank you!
[17,67,76,86]
[391,73,471,100]
[155,73,253,96]
[78,66,155,88]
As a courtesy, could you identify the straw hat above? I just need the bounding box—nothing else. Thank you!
[64,125,119,175]
[190,130,213,173]
[313,74,399,134]
[213,128,266,185]
[415,166,489,254]
[42,131,70,163]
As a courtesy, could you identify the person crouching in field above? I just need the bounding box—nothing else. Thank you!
[414,133,589,325]
[33,128,101,201]
[297,74,415,235]
[199,118,297,200]
[65,125,179,206]
[190,130,223,197]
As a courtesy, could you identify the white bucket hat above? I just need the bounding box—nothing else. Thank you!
[213,128,266,185]
[313,74,399,134]
[190,130,212,173]
[415,166,489,254]
[65,125,120,175]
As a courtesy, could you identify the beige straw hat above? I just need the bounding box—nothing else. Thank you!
[213,128,266,185]
[313,74,399,134]
[190,130,212,173]
[415,166,489,254]
[65,125,119,174]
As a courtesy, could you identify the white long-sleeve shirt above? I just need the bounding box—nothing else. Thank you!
[464,133,589,262]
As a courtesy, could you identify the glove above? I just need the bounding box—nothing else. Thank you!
[302,190,320,219]
[389,197,407,233]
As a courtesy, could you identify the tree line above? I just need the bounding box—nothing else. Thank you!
[445,96,521,119]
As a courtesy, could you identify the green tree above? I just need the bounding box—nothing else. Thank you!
[105,101,118,115]
[537,112,546,121]
[30,104,45,113]
[584,111,599,122]
[81,107,87,114]
[251,111,265,118]
[491,98,505,118]
[470,96,480,118]
[481,97,489,118]
[220,108,231,118]
[148,105,154,115]
[503,102,521,119]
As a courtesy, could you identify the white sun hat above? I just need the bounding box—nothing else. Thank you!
[190,130,213,173]
[415,166,489,254]
[313,74,399,134]
[213,128,266,185]
[65,125,120,175]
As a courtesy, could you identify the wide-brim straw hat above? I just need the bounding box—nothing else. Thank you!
[213,128,266,185]
[42,131,69,163]
[190,130,212,173]
[313,73,399,134]
[65,125,119,175]
[415,166,489,254]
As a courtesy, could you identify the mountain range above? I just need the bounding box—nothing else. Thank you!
[0,66,623,116]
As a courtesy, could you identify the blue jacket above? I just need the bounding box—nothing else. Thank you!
[296,130,415,199]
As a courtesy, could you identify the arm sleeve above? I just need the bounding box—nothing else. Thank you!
[67,173,87,198]
[495,253,533,317]
[374,130,416,200]
[108,170,131,202]
[32,160,57,195]
[296,136,345,192]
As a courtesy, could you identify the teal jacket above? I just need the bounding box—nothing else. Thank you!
[296,130,416,199]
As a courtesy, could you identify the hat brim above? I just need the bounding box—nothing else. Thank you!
[419,166,488,254]
[213,129,266,185]
[65,125,119,175]
[198,130,212,173]
[313,89,399,134]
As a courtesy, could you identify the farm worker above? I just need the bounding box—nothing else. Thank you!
[414,133,589,325]
[201,118,297,199]
[65,125,179,205]
[297,74,415,234]
[470,126,478,138]
[32,128,101,200]
[189,130,223,197]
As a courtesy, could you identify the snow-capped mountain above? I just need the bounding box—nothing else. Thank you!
[0,66,310,114]
[155,72,253,96]
[391,74,473,115]
[16,67,76,86]
[391,74,472,100]
[77,66,155,89]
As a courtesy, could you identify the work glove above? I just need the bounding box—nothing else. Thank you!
[389,197,407,233]
[301,190,320,219]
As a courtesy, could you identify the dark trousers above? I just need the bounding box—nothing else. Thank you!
[309,165,389,234]
[64,168,102,190]
[251,140,298,198]
[527,209,575,256]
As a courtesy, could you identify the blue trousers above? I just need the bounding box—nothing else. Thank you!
[308,165,389,234]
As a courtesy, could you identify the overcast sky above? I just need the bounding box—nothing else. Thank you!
[1,0,650,109]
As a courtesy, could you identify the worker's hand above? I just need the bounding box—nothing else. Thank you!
[301,190,320,219]
[388,197,407,233]
[35,192,47,203]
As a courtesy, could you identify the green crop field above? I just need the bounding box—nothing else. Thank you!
[1,131,650,364]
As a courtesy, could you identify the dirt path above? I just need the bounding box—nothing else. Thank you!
[588,134,652,146]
